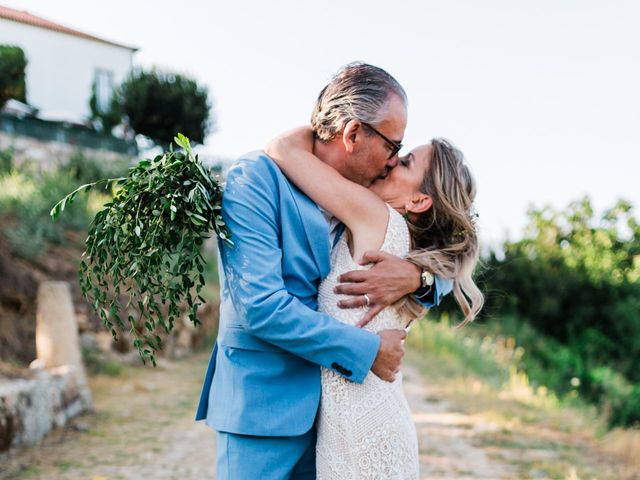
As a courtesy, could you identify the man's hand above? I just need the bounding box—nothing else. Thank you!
[335,251,421,326]
[370,329,407,382]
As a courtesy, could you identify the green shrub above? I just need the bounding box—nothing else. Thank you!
[0,147,13,174]
[0,150,121,258]
[1,170,91,257]
[66,150,131,187]
[462,315,640,428]
[4,221,47,258]
[0,45,27,106]
[582,366,639,428]
[89,80,123,134]
[449,197,640,427]
[81,346,122,376]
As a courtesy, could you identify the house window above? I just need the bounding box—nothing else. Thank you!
[95,69,114,113]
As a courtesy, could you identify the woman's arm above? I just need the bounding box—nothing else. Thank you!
[265,127,389,257]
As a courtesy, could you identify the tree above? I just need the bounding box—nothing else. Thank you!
[485,197,640,351]
[0,45,27,107]
[466,197,640,427]
[117,69,212,148]
[89,79,122,134]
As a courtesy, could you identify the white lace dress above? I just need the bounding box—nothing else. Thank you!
[316,205,419,479]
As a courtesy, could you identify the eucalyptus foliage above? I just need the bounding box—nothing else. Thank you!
[51,134,230,365]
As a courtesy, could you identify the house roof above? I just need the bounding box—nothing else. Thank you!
[0,4,138,51]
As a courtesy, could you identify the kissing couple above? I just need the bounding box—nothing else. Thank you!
[196,62,483,479]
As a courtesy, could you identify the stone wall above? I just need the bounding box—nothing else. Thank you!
[0,281,92,454]
[0,131,133,170]
[0,365,91,452]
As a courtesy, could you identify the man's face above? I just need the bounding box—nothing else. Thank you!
[347,93,407,187]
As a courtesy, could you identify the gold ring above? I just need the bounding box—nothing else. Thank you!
[363,294,371,307]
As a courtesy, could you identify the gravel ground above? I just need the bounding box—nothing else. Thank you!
[0,350,634,480]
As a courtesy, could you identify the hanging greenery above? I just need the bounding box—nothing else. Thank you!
[51,134,230,365]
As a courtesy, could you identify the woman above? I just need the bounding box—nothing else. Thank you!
[266,127,483,479]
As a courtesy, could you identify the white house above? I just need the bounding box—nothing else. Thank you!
[0,4,137,123]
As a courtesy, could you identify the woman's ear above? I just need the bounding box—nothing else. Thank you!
[407,193,433,214]
[341,120,360,154]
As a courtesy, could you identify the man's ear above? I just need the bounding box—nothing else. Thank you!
[407,193,433,214]
[341,120,361,154]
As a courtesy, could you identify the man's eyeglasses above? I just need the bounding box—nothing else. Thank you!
[361,122,403,159]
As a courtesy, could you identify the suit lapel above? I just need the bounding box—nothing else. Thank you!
[281,179,331,278]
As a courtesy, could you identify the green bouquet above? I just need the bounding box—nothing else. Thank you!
[51,134,230,365]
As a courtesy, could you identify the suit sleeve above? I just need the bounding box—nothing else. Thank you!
[218,158,380,383]
[413,277,454,308]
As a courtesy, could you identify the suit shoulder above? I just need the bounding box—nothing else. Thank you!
[223,151,285,203]
[226,150,281,184]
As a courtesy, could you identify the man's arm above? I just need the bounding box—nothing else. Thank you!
[335,251,454,325]
[220,156,404,382]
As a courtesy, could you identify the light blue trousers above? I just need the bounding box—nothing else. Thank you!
[216,428,316,479]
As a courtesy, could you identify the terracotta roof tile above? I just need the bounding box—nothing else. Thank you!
[0,4,137,51]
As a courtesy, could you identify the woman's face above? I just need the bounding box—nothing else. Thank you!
[369,144,432,212]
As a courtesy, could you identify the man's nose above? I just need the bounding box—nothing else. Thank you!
[386,156,399,168]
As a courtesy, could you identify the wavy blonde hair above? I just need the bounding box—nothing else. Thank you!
[396,138,483,326]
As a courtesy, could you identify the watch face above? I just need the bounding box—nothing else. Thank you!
[422,270,434,287]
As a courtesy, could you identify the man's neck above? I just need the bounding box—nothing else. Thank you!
[313,137,345,173]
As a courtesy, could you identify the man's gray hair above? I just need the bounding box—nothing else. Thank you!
[311,62,407,143]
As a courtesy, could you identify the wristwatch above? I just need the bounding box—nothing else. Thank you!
[420,269,434,289]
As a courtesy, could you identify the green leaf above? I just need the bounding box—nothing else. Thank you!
[173,133,192,156]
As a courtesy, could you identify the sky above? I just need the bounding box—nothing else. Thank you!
[3,0,639,246]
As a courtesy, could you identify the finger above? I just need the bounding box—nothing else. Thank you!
[337,296,367,309]
[356,304,384,327]
[335,282,369,296]
[385,369,397,382]
[359,250,389,266]
[396,329,408,340]
[337,270,368,284]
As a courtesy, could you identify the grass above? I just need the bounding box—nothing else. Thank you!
[407,316,639,479]
[0,146,132,258]
[81,346,123,377]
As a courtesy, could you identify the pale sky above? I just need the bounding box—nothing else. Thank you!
[4,0,639,246]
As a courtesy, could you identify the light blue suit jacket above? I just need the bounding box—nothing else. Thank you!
[195,151,451,437]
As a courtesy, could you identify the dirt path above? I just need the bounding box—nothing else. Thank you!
[0,350,635,480]
[403,362,517,479]
[1,352,217,480]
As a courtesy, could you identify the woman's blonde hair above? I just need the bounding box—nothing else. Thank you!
[396,138,483,326]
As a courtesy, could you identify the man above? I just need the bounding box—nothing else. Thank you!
[196,62,452,479]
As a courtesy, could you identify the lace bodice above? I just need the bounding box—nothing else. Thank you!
[316,204,419,479]
[318,204,411,333]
